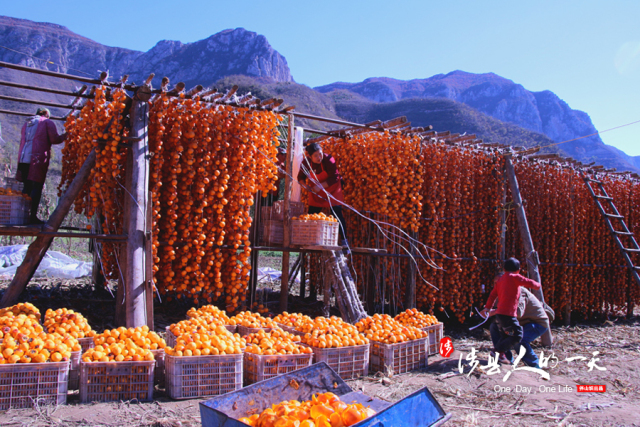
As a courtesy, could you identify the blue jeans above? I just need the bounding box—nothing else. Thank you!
[518,323,547,367]
[490,321,547,366]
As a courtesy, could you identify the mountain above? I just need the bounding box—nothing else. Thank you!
[0,16,293,87]
[316,72,640,172]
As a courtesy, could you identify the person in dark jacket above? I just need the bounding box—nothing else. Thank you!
[15,108,66,224]
[297,143,347,244]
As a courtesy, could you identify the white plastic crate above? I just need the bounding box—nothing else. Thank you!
[243,352,313,384]
[369,337,427,375]
[165,353,243,399]
[291,219,339,246]
[0,361,69,410]
[77,337,95,353]
[236,325,273,337]
[261,201,305,221]
[151,349,165,386]
[68,350,81,390]
[0,195,29,225]
[260,220,284,245]
[79,360,155,403]
[308,344,369,380]
[3,177,24,192]
[422,323,444,356]
[166,325,236,347]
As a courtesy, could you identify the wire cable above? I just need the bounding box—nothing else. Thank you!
[0,44,97,78]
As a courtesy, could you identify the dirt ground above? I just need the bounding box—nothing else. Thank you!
[0,274,639,426]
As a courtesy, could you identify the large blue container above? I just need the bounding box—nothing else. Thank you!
[200,362,450,427]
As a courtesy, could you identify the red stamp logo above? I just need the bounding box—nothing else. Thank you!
[439,336,454,358]
[577,384,606,392]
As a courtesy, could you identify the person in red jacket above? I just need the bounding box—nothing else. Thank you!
[15,108,66,224]
[480,257,541,363]
[297,143,347,245]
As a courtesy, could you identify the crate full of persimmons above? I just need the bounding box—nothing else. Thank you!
[164,325,245,399]
[79,326,160,403]
[357,314,429,375]
[291,213,340,246]
[243,328,313,384]
[296,316,370,380]
[0,188,30,225]
[395,309,443,356]
[0,313,72,410]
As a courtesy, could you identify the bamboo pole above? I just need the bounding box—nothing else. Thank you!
[504,152,553,346]
[280,113,295,311]
[0,149,96,307]
[123,84,152,328]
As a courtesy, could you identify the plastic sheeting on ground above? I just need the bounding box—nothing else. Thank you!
[0,245,92,280]
[258,267,300,284]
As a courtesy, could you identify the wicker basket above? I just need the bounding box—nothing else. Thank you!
[308,344,369,380]
[243,352,313,385]
[291,220,339,246]
[0,195,29,225]
[0,361,69,410]
[79,360,155,403]
[164,353,243,400]
[422,323,444,356]
[369,338,428,375]
[68,350,82,390]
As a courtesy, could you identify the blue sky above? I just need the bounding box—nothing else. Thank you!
[4,0,640,155]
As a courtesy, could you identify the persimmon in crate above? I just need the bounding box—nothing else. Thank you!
[79,360,154,403]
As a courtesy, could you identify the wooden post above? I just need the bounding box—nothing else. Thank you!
[404,230,417,309]
[145,190,154,330]
[504,152,553,346]
[0,150,96,307]
[498,175,507,264]
[123,84,152,328]
[280,113,295,312]
[248,192,261,309]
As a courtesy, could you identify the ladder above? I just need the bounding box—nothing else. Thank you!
[582,172,640,314]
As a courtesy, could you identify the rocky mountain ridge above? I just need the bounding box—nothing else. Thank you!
[316,72,640,172]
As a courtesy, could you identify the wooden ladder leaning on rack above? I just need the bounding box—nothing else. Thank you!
[582,171,640,317]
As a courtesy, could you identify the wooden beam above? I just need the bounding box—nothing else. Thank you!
[280,114,295,312]
[504,153,553,346]
[0,150,96,307]
[0,79,94,98]
[123,85,152,328]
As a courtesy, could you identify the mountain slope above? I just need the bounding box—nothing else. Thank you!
[316,72,640,172]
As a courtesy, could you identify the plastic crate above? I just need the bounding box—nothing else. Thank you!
[3,177,24,192]
[262,201,305,221]
[260,220,284,245]
[422,323,444,356]
[0,195,29,225]
[243,351,313,385]
[369,338,428,375]
[275,323,305,337]
[0,361,69,410]
[78,337,95,353]
[308,344,369,380]
[165,353,243,400]
[151,349,165,386]
[166,326,236,347]
[236,325,273,337]
[68,350,81,390]
[79,360,155,403]
[291,219,339,246]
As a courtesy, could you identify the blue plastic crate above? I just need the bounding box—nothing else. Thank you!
[200,362,450,427]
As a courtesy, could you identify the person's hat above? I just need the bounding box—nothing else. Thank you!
[36,107,50,116]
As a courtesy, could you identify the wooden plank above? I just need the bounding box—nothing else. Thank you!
[504,153,552,346]
[145,190,154,330]
[124,86,152,328]
[0,150,96,307]
[0,225,41,237]
[280,113,295,312]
